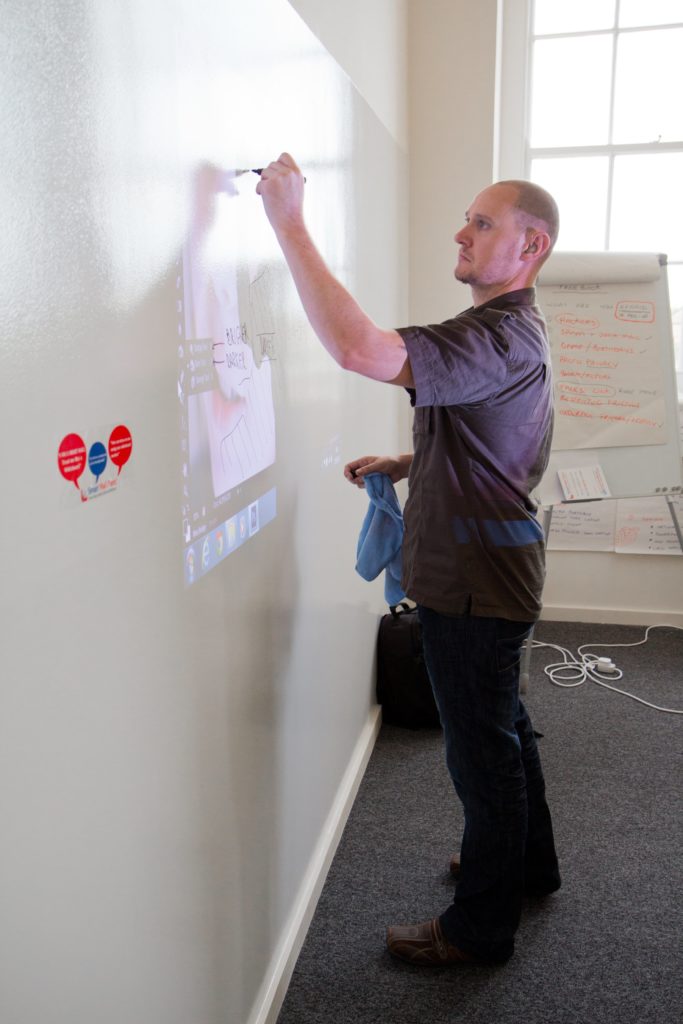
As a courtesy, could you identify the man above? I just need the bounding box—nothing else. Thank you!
[257,154,561,966]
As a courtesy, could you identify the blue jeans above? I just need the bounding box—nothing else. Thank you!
[418,606,561,963]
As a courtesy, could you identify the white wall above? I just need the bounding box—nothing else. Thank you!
[0,3,408,1024]
[407,0,500,325]
[290,0,408,149]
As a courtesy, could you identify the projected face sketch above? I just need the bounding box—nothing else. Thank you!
[184,166,276,499]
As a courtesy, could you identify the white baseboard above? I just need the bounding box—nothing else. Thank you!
[247,705,382,1024]
[540,605,683,627]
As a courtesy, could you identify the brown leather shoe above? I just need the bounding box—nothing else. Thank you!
[386,918,481,966]
[449,854,461,879]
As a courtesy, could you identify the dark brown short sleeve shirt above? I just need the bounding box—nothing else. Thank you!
[396,288,554,622]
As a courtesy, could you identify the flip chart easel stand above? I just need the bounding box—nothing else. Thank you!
[666,495,683,552]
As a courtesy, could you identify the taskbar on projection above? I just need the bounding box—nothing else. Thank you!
[183,487,277,586]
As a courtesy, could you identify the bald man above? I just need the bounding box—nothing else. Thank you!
[258,156,561,966]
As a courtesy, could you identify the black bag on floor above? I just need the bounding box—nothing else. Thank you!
[376,603,441,729]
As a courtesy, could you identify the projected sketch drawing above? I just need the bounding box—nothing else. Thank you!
[196,268,275,496]
[184,167,276,498]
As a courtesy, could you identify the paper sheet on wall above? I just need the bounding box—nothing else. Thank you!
[546,500,616,551]
[539,281,668,450]
[557,464,611,501]
[614,495,683,555]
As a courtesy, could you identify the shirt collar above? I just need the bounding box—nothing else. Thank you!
[467,287,537,317]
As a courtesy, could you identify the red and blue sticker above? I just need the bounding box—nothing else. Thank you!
[58,425,133,502]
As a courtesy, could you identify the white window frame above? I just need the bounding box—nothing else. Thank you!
[496,0,683,399]
[495,0,532,183]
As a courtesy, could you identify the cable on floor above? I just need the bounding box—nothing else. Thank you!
[530,624,683,715]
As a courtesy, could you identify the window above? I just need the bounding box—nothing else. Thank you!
[498,0,683,395]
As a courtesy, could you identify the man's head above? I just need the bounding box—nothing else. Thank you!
[454,180,559,304]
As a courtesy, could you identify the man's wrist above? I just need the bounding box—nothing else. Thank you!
[397,453,413,479]
[273,218,309,249]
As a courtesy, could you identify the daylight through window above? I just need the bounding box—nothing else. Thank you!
[526,0,683,392]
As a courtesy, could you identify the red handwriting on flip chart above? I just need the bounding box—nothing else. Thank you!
[614,301,655,324]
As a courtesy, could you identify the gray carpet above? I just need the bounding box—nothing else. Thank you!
[277,622,683,1024]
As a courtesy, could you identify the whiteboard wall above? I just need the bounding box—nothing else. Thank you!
[0,3,407,1023]
[536,251,683,504]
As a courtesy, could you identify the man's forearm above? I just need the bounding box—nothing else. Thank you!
[256,154,412,386]
[274,221,407,382]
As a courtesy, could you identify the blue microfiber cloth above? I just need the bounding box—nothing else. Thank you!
[355,472,406,606]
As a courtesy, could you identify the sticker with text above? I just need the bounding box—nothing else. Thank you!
[58,425,133,502]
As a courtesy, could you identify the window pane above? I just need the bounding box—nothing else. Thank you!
[613,29,683,143]
[610,153,683,261]
[533,0,615,35]
[666,265,683,378]
[530,156,609,250]
[619,0,683,28]
[530,37,613,147]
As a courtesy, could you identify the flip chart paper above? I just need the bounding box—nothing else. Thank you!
[557,464,611,501]
[546,500,616,552]
[541,280,668,451]
[614,495,683,555]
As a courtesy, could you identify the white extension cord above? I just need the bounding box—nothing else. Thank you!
[531,624,683,715]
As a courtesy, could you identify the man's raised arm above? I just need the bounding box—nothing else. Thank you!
[256,153,413,388]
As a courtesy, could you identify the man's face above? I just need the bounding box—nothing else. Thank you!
[453,184,529,292]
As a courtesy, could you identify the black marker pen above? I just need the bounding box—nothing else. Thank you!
[251,168,307,182]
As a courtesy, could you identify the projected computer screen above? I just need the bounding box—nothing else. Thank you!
[177,168,277,586]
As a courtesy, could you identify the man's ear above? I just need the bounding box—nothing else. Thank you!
[521,231,551,262]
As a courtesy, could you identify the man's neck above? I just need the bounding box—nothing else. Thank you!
[470,278,536,307]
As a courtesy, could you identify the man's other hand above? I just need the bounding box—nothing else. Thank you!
[343,455,412,488]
